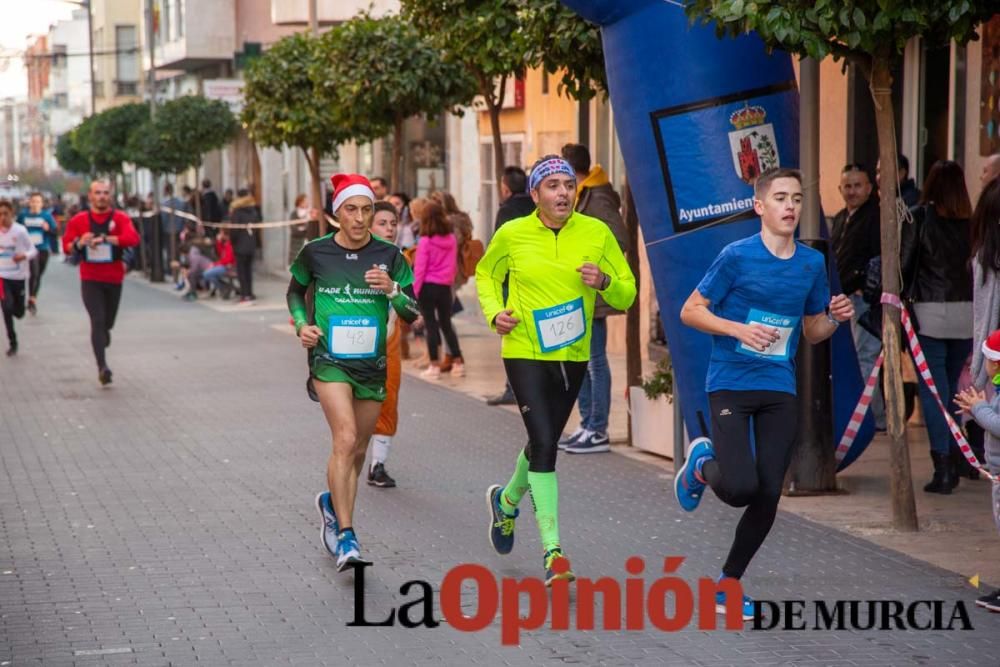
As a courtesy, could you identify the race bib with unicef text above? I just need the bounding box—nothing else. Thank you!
[328,315,380,359]
[85,242,113,263]
[533,297,586,353]
[0,249,15,271]
[736,309,799,361]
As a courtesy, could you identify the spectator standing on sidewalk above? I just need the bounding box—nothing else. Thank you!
[414,202,464,379]
[557,143,629,454]
[487,166,535,406]
[200,179,223,236]
[981,153,1000,189]
[877,154,921,208]
[901,159,974,494]
[229,189,260,305]
[831,163,884,430]
[160,183,189,270]
[288,194,311,267]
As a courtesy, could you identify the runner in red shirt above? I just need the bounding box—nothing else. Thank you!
[62,180,140,385]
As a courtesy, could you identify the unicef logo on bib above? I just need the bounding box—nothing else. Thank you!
[737,308,799,361]
[328,315,380,359]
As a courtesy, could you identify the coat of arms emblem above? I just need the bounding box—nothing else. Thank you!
[728,103,780,184]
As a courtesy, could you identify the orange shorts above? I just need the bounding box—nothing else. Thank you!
[375,323,401,436]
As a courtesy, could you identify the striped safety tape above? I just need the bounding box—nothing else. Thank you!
[834,293,996,482]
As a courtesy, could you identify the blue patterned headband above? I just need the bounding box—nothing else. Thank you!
[528,157,575,192]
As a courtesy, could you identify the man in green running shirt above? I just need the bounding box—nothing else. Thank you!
[287,174,420,572]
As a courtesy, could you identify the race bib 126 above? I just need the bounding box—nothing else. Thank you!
[737,309,799,361]
[328,315,380,359]
[533,297,586,353]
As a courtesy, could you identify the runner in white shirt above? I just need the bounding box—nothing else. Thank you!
[0,199,38,356]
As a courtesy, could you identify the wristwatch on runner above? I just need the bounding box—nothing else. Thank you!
[386,281,400,299]
[825,306,840,327]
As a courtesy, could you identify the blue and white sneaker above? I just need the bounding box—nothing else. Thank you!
[673,437,714,512]
[315,491,339,559]
[335,530,370,572]
[716,589,755,622]
[486,484,518,555]
[565,431,611,454]
[558,428,587,450]
[543,548,576,586]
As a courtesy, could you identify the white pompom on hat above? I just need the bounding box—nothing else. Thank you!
[330,173,375,213]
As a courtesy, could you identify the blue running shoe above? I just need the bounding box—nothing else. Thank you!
[543,548,576,586]
[486,484,518,555]
[335,530,370,572]
[674,437,714,512]
[715,588,755,622]
[315,491,338,559]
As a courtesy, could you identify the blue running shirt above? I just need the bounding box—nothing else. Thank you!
[696,233,830,395]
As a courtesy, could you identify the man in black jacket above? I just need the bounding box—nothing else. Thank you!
[493,166,535,233]
[486,166,535,406]
[831,163,885,429]
[229,188,260,305]
[876,154,920,208]
[200,179,223,229]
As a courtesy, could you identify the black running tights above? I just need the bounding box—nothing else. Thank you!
[504,358,588,473]
[702,390,798,580]
[81,280,122,370]
[1,278,25,345]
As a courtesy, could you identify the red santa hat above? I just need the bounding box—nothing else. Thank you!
[330,173,375,213]
[982,330,1000,362]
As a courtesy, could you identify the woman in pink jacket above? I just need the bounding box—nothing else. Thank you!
[414,202,464,379]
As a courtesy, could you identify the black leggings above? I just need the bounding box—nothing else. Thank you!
[28,250,49,298]
[418,282,461,361]
[504,359,588,473]
[1,278,25,345]
[236,254,254,299]
[81,280,122,370]
[702,390,798,580]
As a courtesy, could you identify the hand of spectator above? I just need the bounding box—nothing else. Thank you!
[828,294,854,323]
[494,309,519,335]
[955,387,987,414]
[735,322,780,352]
[299,325,322,349]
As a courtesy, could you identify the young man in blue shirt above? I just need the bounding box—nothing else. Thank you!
[676,168,855,620]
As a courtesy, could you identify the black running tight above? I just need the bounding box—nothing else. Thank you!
[1,278,25,345]
[28,250,49,298]
[504,358,588,473]
[81,280,122,370]
[702,390,798,580]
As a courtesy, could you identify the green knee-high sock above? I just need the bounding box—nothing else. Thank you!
[527,471,560,552]
[499,449,530,515]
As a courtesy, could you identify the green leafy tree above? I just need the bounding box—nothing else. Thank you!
[520,0,607,102]
[685,0,996,530]
[55,131,90,174]
[242,32,351,235]
[403,0,532,195]
[72,103,149,176]
[320,13,477,192]
[152,95,238,217]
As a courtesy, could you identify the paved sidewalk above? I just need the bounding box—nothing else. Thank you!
[1,264,999,665]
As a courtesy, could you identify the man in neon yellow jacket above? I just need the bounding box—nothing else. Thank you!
[477,154,636,585]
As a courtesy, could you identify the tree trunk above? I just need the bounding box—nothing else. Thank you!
[307,146,323,239]
[391,116,404,194]
[623,180,642,447]
[482,74,506,199]
[870,58,918,532]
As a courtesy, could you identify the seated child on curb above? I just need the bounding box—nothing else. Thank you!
[954,329,1000,613]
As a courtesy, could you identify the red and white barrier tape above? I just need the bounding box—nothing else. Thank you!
[834,293,996,482]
